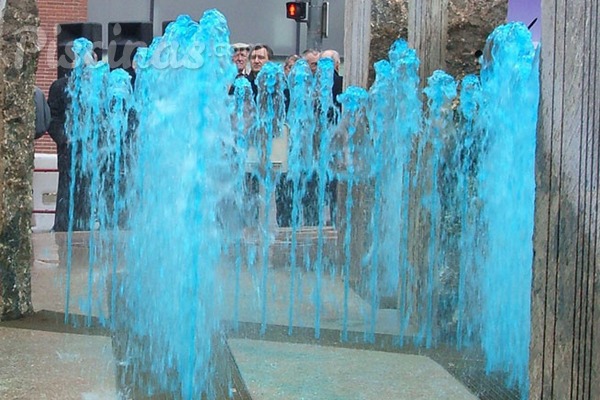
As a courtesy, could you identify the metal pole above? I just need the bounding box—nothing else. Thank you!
[295,20,301,55]
[306,0,323,50]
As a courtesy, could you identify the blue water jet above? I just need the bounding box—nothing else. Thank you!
[421,69,458,348]
[285,58,317,334]
[119,11,238,398]
[254,61,287,335]
[384,39,422,345]
[473,23,539,395]
[62,12,539,399]
[455,73,483,349]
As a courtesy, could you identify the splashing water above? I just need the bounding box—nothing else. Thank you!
[473,23,539,392]
[120,12,237,398]
[62,12,538,399]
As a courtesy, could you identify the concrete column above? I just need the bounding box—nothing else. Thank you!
[408,0,449,84]
[343,0,372,88]
[0,0,38,320]
[339,1,373,293]
[530,0,600,398]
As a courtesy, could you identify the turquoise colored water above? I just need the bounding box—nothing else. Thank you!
[62,11,538,399]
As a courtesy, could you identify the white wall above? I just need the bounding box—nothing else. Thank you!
[32,154,58,232]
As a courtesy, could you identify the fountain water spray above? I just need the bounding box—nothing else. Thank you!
[62,12,538,398]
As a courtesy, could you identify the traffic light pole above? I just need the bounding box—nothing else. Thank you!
[286,0,325,53]
[306,0,324,50]
[295,21,301,55]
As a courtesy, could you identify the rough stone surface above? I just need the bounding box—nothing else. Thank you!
[446,0,507,80]
[530,0,600,398]
[368,0,507,86]
[0,0,38,320]
[369,0,409,86]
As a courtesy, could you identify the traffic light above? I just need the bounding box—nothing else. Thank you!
[286,2,307,21]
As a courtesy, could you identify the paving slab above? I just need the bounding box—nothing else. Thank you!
[229,338,478,400]
[0,327,117,400]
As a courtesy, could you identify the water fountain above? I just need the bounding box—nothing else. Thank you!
[60,9,539,399]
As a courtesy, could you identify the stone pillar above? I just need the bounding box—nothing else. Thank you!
[530,0,600,398]
[0,0,39,320]
[343,0,372,88]
[340,1,373,292]
[408,0,507,83]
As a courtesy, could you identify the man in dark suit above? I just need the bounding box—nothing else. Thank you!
[247,44,274,98]
[319,49,343,226]
[47,74,91,232]
[320,49,343,114]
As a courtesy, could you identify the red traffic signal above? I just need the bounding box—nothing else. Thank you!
[286,2,307,21]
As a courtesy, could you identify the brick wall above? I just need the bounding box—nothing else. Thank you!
[35,0,88,154]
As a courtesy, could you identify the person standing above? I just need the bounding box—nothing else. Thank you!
[320,49,343,112]
[295,49,323,226]
[319,49,343,225]
[34,86,51,139]
[248,44,273,97]
[229,42,252,96]
[47,75,71,231]
[283,54,300,76]
[241,44,274,226]
[232,42,251,76]
[302,49,320,75]
[47,74,90,232]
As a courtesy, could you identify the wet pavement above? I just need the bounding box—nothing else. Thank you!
[229,338,476,400]
[0,323,115,400]
[0,232,488,399]
[0,233,117,400]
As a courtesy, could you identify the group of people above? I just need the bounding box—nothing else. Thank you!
[230,43,342,98]
[34,41,344,232]
[229,43,343,228]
